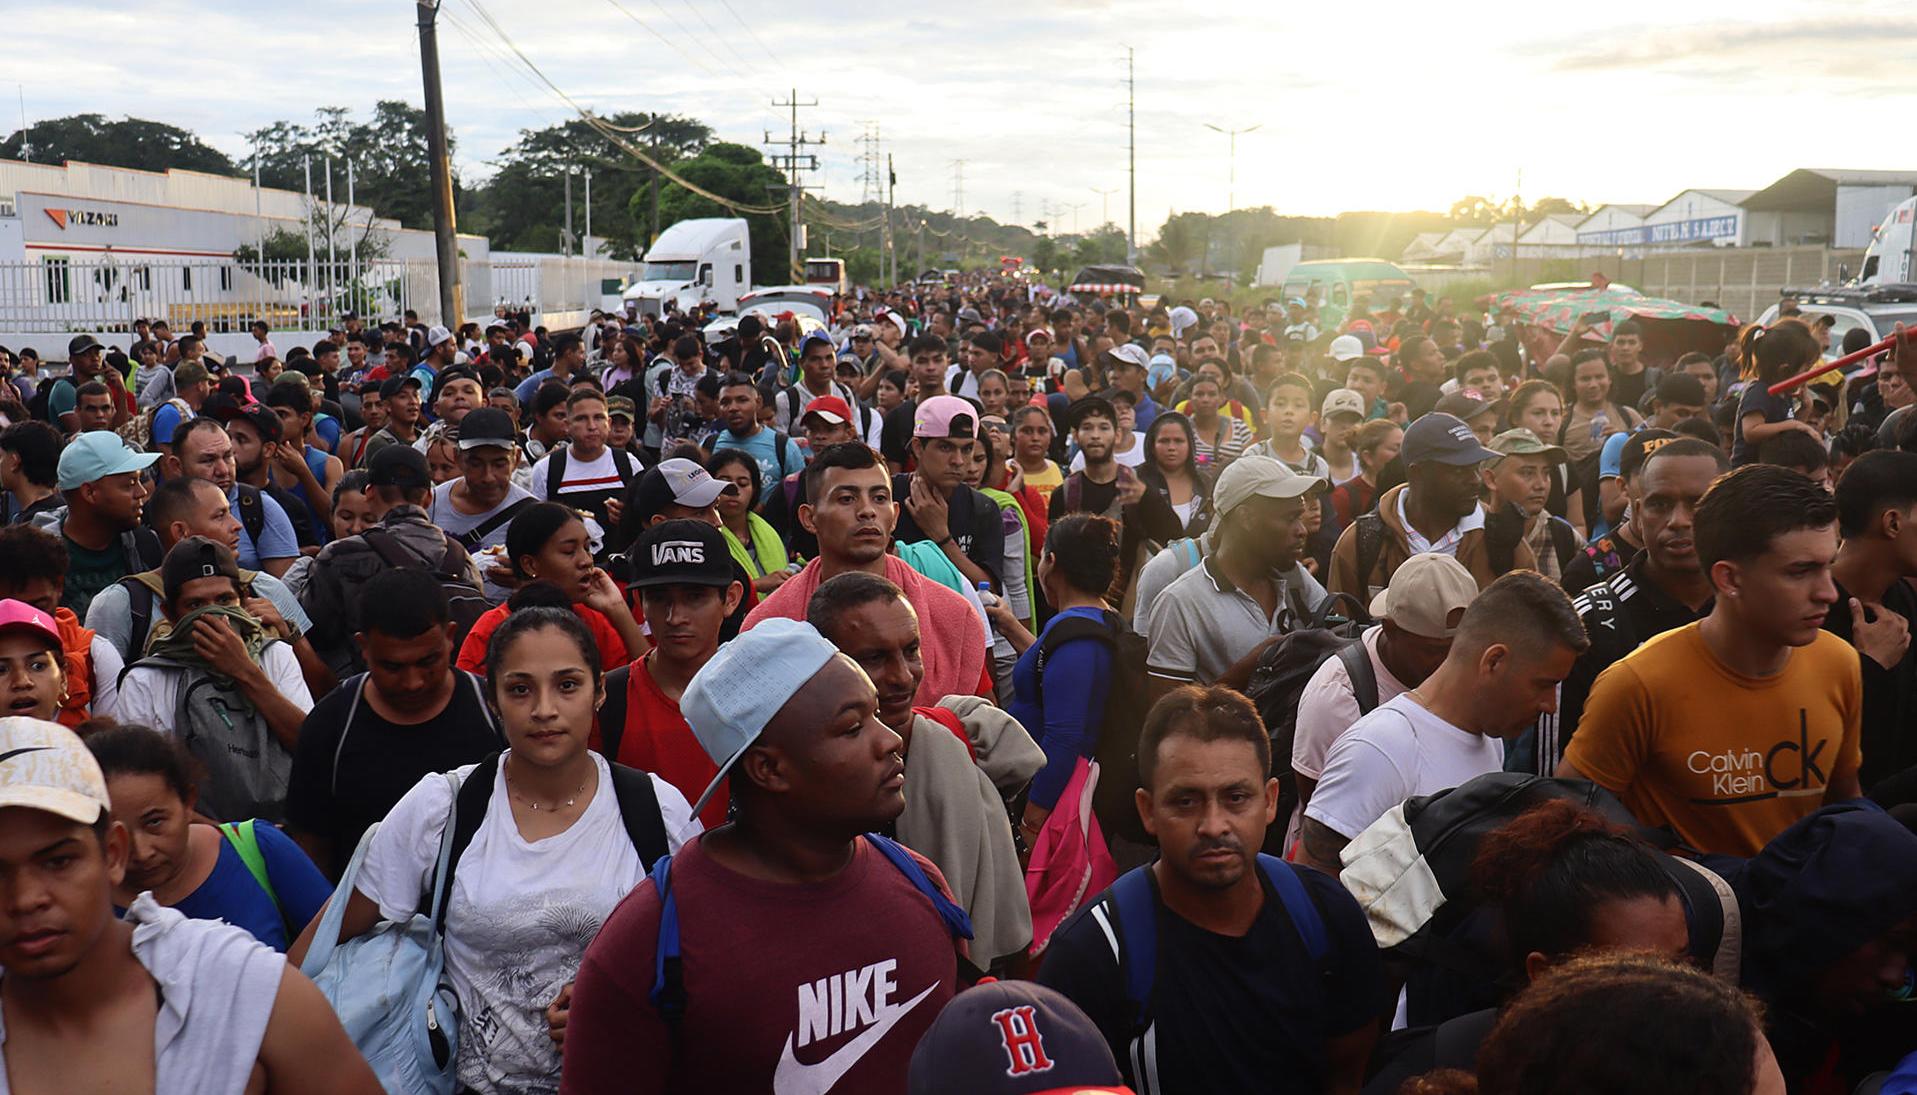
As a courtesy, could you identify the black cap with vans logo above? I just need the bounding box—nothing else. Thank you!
[627,519,735,590]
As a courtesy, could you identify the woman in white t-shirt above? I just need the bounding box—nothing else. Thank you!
[291,606,697,1094]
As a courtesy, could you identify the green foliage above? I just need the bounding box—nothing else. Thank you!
[242,102,447,230]
[478,114,711,259]
[1,114,236,175]
[643,142,791,279]
[232,227,311,267]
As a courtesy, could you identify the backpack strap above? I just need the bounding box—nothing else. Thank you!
[218,819,288,937]
[361,526,426,570]
[648,852,688,1028]
[546,448,569,501]
[434,752,502,935]
[1354,512,1385,594]
[1336,641,1380,716]
[772,431,791,481]
[329,674,370,797]
[598,664,633,763]
[861,833,974,942]
[454,496,534,552]
[121,576,156,661]
[607,763,671,872]
[1104,865,1158,1025]
[912,705,977,763]
[1175,538,1201,571]
[235,484,266,549]
[610,447,638,489]
[1257,853,1329,962]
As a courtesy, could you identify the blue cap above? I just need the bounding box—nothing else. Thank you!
[681,618,844,817]
[1402,412,1499,467]
[57,431,158,490]
[798,330,836,357]
[907,980,1130,1094]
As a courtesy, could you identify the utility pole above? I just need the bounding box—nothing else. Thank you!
[346,158,357,292]
[583,170,592,256]
[1092,186,1118,230]
[764,89,823,282]
[1203,122,1262,212]
[885,153,897,287]
[302,155,317,313]
[563,169,574,257]
[417,0,463,326]
[14,85,29,162]
[1125,45,1136,266]
[1067,201,1086,236]
[324,156,336,317]
[950,160,966,220]
[648,122,661,245]
[1012,190,1023,226]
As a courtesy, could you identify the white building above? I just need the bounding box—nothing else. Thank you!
[1574,204,1658,245]
[1740,169,1917,248]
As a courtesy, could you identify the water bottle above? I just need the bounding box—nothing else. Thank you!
[1588,411,1608,444]
[976,580,1001,610]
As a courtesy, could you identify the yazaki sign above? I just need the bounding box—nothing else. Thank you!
[43,207,119,230]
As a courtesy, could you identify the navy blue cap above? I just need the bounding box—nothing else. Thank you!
[907,981,1131,1095]
[1402,412,1498,466]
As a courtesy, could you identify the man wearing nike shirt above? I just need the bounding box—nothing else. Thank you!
[560,619,967,1094]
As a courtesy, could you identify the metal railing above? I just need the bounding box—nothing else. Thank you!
[0,254,639,334]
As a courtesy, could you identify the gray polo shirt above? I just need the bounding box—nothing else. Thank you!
[1145,554,1323,684]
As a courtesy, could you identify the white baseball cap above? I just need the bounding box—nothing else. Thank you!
[0,718,110,825]
[681,619,845,817]
[1330,334,1365,362]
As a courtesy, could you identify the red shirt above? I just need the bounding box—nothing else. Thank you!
[455,602,630,675]
[601,653,728,831]
[560,837,959,1095]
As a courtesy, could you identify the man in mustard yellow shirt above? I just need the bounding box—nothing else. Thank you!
[1560,465,1862,856]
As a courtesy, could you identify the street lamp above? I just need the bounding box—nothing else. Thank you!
[1203,122,1263,212]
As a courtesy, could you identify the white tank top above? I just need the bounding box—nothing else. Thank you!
[0,894,285,1095]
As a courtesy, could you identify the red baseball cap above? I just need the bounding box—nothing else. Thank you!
[800,395,854,427]
[0,600,61,652]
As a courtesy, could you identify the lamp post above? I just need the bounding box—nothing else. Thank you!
[1202,122,1263,212]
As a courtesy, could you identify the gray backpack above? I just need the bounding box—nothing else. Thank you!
[134,651,291,822]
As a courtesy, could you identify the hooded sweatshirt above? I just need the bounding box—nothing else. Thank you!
[1717,801,1917,1090]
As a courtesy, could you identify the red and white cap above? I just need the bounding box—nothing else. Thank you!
[800,395,853,426]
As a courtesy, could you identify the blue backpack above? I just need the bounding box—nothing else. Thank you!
[647,833,973,1027]
[1091,855,1329,1090]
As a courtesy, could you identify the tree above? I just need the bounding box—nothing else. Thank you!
[1146,213,1209,276]
[478,114,711,259]
[1528,196,1588,217]
[1449,195,1501,225]
[242,102,447,231]
[642,142,791,281]
[1,114,236,175]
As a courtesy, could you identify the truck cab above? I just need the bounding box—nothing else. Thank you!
[622,218,751,317]
[803,257,847,295]
[1759,284,1917,361]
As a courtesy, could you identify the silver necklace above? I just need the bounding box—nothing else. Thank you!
[505,766,588,811]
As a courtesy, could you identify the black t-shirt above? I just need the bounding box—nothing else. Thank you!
[1048,472,1185,542]
[761,471,816,561]
[1611,366,1655,416]
[1824,576,1917,791]
[1037,865,1385,1095]
[891,475,1005,587]
[285,670,505,878]
[1559,530,1641,596]
[880,399,920,468]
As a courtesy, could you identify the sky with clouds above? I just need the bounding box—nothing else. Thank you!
[13,0,1917,238]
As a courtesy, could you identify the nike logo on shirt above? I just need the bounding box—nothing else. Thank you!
[773,970,938,1095]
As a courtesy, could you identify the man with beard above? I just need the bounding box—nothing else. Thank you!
[216,403,323,551]
[1328,413,1532,599]
[745,443,990,703]
[1523,438,1727,774]
[809,571,1043,970]
[1146,456,1325,699]
[893,395,1004,592]
[560,619,971,1094]
[1052,398,1183,596]
[426,407,533,603]
[880,335,955,471]
[1039,686,1385,1094]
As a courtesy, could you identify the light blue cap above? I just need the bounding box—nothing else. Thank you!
[682,617,843,817]
[57,431,158,490]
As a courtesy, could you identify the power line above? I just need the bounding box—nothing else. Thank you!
[715,0,782,66]
[599,0,717,77]
[668,0,756,77]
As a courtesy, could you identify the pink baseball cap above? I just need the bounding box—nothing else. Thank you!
[914,395,978,440]
[0,600,61,650]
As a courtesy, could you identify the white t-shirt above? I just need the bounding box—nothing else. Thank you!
[358,752,697,1093]
[1303,693,1504,840]
[1068,433,1147,471]
[528,446,624,504]
[109,642,313,726]
[1287,625,1412,847]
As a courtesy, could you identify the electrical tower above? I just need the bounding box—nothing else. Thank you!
[764,89,824,280]
[1012,190,1023,226]
[856,122,883,209]
[950,160,966,219]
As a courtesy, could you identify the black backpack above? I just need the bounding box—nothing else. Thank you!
[1243,593,1375,847]
[359,528,490,659]
[1337,772,1741,1027]
[434,751,671,938]
[1032,609,1152,845]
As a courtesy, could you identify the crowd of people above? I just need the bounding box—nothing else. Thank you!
[0,279,1912,1094]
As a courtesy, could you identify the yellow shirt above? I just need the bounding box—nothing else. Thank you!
[1021,459,1064,503]
[1566,622,1862,857]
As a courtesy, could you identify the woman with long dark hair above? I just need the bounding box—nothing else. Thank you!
[1136,411,1212,534]
[706,448,789,594]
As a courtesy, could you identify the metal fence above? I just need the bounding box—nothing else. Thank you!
[0,254,638,335]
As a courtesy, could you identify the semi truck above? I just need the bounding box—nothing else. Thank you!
[622,218,751,316]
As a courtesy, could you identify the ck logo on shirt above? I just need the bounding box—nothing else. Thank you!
[775,959,939,1095]
[992,1005,1056,1077]
[651,540,706,566]
[1686,709,1830,803]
